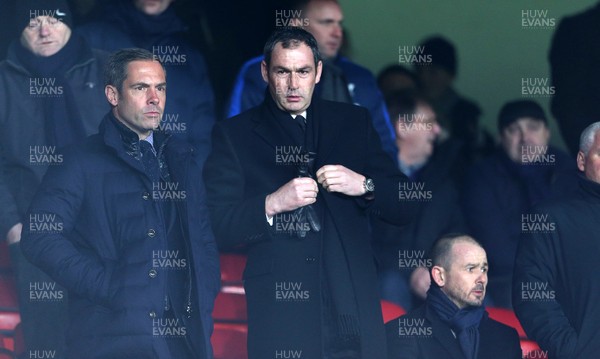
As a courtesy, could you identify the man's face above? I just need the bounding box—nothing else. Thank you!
[439,241,488,309]
[304,1,343,60]
[105,60,166,139]
[20,16,71,57]
[501,117,550,163]
[134,0,174,15]
[578,131,600,183]
[261,43,322,115]
[396,103,441,162]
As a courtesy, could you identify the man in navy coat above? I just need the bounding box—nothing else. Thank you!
[386,234,521,359]
[21,48,219,359]
[204,27,415,359]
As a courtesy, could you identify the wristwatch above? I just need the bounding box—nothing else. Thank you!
[363,177,375,195]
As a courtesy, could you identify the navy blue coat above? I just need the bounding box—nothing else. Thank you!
[21,115,220,359]
[225,55,398,160]
[386,303,521,359]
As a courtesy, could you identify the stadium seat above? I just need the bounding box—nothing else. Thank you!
[380,299,406,324]
[487,307,526,338]
[212,291,247,322]
[211,322,248,359]
[219,254,247,283]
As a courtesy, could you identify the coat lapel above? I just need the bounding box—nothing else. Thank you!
[425,305,466,359]
[312,99,340,167]
[252,101,294,149]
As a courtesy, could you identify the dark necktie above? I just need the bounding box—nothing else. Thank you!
[294,114,306,132]
[140,140,161,182]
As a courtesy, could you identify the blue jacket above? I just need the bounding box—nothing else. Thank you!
[76,2,216,165]
[21,114,220,359]
[226,55,398,159]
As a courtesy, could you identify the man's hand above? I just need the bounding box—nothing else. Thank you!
[6,223,23,245]
[265,177,319,217]
[316,165,366,196]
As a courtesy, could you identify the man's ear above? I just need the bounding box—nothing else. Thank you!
[431,265,445,287]
[577,151,586,172]
[315,60,323,84]
[105,85,118,107]
[261,60,269,84]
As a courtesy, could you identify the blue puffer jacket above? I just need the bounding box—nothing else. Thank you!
[21,114,220,359]
[225,55,398,160]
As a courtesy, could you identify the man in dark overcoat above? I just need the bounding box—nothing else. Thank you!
[204,27,415,358]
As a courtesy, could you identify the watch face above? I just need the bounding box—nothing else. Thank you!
[365,178,375,192]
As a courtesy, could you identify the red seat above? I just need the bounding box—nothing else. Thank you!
[0,311,20,333]
[521,339,547,358]
[0,273,18,309]
[219,254,247,283]
[487,307,526,338]
[0,241,11,270]
[212,291,247,322]
[380,299,406,324]
[211,322,248,359]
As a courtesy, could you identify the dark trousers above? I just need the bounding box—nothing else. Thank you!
[10,243,68,359]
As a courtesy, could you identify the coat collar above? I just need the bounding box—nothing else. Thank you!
[99,112,173,177]
[253,93,340,165]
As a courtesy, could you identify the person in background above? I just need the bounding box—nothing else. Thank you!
[0,1,109,356]
[77,0,216,165]
[377,64,419,100]
[513,121,600,358]
[462,99,576,307]
[372,91,465,310]
[416,35,494,164]
[549,3,600,156]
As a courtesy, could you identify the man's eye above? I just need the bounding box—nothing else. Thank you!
[157,86,166,92]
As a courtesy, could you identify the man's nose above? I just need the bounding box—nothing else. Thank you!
[147,87,159,104]
[289,73,299,89]
[332,23,343,39]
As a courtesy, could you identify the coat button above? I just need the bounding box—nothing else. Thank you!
[305,257,316,263]
[142,192,150,200]
[149,311,156,318]
[147,229,156,238]
[149,269,158,278]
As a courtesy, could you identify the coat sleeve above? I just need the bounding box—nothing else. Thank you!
[0,155,21,239]
[512,209,578,358]
[20,150,117,306]
[203,122,272,250]
[385,317,419,359]
[360,107,418,227]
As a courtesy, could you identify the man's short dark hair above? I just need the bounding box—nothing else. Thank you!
[263,27,321,68]
[384,90,428,125]
[104,48,166,92]
[418,36,457,76]
[377,64,419,91]
[429,233,482,270]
